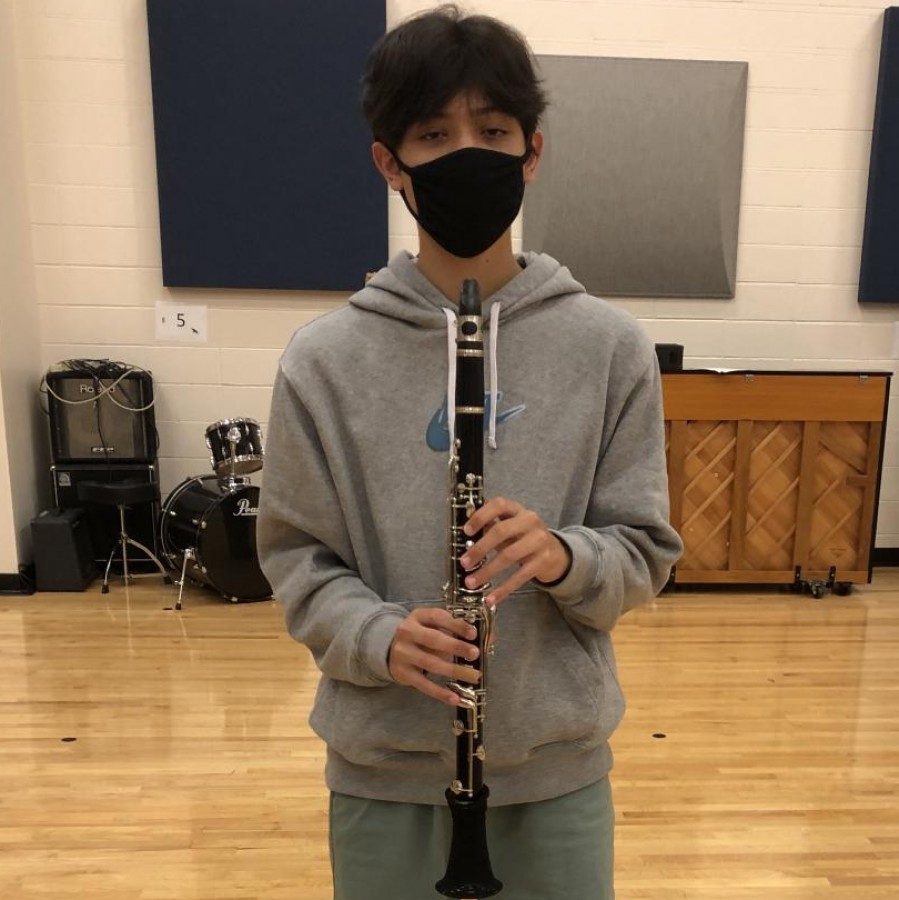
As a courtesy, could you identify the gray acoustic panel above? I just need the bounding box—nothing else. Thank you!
[524,56,748,298]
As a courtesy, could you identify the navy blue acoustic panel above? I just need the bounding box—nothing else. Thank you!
[147,1,386,291]
[860,8,899,303]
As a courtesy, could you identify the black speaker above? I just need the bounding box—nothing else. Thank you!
[860,8,899,303]
[46,364,158,464]
[51,463,161,569]
[655,343,684,372]
[31,508,96,591]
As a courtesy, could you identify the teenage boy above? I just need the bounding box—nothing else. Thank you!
[257,6,682,899]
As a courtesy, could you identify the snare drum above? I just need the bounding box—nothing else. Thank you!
[160,475,272,601]
[205,418,264,476]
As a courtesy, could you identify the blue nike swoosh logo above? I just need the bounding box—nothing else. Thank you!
[426,393,525,452]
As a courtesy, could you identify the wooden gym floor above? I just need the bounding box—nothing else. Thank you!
[1,571,897,899]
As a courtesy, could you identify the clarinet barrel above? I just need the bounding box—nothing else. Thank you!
[436,279,502,899]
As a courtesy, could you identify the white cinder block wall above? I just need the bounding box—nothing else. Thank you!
[7,0,899,554]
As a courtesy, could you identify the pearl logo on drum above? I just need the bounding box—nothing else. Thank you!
[235,498,258,517]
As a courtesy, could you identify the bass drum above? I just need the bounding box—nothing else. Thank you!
[161,475,272,602]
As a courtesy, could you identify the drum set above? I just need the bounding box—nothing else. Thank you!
[160,418,272,610]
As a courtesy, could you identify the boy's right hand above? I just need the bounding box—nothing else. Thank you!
[388,607,481,706]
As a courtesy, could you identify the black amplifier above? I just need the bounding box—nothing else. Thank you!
[31,508,96,591]
[655,343,684,373]
[51,463,160,569]
[45,363,158,464]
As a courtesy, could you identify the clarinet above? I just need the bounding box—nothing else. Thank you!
[436,280,503,899]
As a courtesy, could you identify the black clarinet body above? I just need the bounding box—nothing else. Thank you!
[436,280,502,899]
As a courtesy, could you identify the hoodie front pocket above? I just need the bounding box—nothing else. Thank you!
[483,593,624,768]
[311,596,453,768]
[313,677,450,768]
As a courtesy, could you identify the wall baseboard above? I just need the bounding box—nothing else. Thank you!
[872,548,899,568]
[0,568,36,595]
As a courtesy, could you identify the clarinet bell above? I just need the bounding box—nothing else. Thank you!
[436,786,502,898]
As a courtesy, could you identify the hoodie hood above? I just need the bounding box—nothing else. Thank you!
[350,250,587,327]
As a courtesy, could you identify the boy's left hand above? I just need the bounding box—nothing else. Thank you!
[458,497,571,606]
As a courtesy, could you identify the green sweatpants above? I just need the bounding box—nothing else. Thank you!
[329,777,614,900]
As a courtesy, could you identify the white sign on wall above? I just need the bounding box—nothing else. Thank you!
[155,301,208,343]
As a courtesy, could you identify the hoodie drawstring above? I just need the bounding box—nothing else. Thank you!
[487,302,501,450]
[443,302,502,452]
[442,308,457,451]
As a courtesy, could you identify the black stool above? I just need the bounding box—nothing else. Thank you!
[76,480,172,594]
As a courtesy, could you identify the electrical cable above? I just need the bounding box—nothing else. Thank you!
[40,359,156,412]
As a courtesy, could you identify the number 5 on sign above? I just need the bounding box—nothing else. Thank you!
[155,301,208,343]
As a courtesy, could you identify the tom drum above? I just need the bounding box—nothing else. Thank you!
[205,418,264,476]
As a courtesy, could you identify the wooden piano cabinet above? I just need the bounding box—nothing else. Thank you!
[662,371,891,591]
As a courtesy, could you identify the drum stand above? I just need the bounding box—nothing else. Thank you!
[174,548,195,611]
[103,502,171,594]
[224,448,249,491]
[76,478,172,596]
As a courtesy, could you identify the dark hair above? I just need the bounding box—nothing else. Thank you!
[361,4,547,148]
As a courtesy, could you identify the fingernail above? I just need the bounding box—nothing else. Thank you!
[467,647,479,660]
[465,575,478,588]
[460,554,471,568]
[463,524,473,536]
[486,595,497,607]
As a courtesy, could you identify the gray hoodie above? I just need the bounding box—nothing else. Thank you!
[257,250,683,806]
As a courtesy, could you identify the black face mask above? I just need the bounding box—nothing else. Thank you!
[392,146,532,259]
